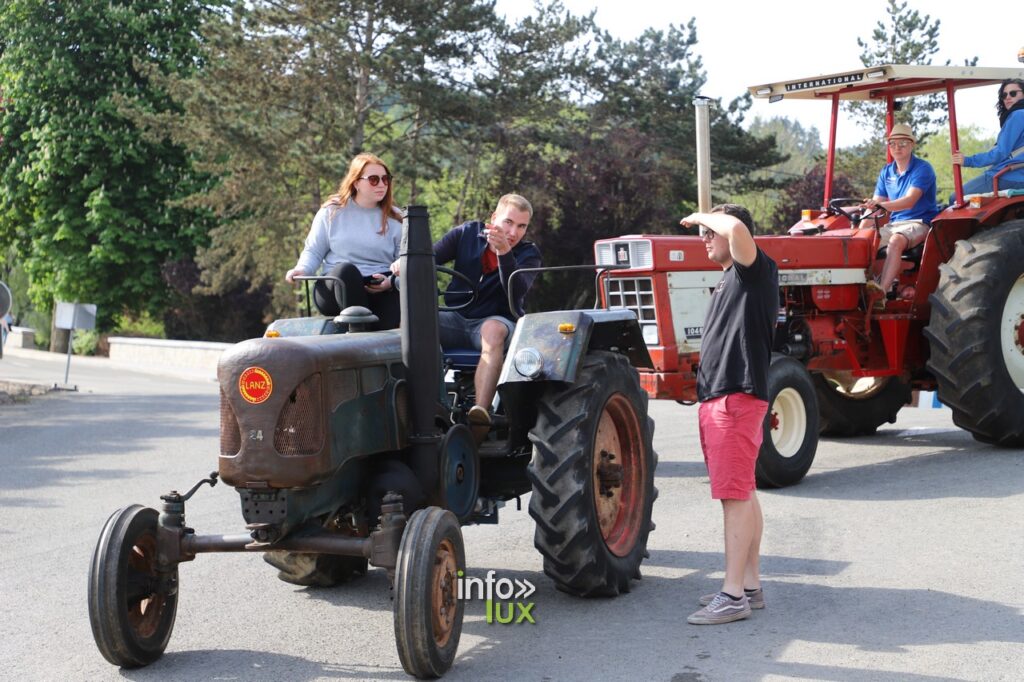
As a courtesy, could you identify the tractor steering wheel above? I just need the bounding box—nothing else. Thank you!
[826,197,865,223]
[826,198,885,225]
[436,266,478,312]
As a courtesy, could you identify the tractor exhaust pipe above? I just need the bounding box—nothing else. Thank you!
[694,96,712,212]
[400,206,442,502]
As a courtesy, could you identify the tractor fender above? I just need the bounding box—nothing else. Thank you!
[499,309,653,385]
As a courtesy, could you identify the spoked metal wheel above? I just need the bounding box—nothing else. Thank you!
[88,505,178,668]
[394,507,465,679]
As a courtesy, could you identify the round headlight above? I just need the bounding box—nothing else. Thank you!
[513,347,544,379]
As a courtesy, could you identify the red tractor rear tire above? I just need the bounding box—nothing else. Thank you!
[925,219,1024,446]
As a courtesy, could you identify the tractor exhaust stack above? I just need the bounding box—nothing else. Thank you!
[400,206,442,501]
[694,96,712,212]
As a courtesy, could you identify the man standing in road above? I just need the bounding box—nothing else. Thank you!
[679,204,778,625]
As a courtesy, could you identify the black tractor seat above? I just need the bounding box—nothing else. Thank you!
[443,348,480,372]
[876,242,925,269]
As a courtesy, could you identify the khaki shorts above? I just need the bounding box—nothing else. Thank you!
[879,220,929,248]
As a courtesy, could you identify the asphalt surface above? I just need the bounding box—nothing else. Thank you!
[1,346,1022,681]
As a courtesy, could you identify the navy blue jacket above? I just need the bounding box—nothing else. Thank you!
[434,221,542,321]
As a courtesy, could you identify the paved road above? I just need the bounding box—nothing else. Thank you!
[1,349,1022,681]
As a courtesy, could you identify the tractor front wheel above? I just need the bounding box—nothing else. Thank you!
[393,507,464,679]
[925,219,1024,446]
[755,355,819,488]
[527,351,657,597]
[88,505,178,668]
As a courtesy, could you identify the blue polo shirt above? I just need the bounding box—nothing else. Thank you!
[874,155,940,223]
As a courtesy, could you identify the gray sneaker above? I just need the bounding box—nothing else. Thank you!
[687,592,751,625]
[700,587,764,609]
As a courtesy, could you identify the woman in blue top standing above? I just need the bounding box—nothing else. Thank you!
[952,79,1024,197]
[286,153,403,329]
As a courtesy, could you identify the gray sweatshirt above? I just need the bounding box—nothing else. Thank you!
[295,202,402,276]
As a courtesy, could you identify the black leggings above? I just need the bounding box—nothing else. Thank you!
[313,262,400,330]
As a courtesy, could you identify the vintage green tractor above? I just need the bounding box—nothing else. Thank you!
[87,206,658,678]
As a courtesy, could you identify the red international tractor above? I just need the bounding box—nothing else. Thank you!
[596,65,1024,488]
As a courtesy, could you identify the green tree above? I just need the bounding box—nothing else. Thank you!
[770,165,859,231]
[492,22,785,311]
[588,23,783,210]
[835,140,888,199]
[148,0,597,318]
[848,0,977,141]
[734,116,824,228]
[748,117,822,178]
[149,0,503,315]
[919,125,993,201]
[0,0,215,326]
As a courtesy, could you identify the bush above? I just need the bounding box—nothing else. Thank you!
[72,329,99,355]
[112,312,166,339]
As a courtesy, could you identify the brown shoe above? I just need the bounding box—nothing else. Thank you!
[865,280,886,310]
[468,405,491,444]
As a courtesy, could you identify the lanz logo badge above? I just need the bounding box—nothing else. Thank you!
[239,367,273,404]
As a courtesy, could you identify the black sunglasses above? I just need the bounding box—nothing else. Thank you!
[1001,89,1021,100]
[360,174,391,187]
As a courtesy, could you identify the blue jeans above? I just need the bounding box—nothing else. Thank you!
[951,172,1024,202]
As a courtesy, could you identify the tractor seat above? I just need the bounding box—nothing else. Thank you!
[443,348,480,371]
[877,241,925,269]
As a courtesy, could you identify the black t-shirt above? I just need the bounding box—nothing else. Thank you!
[696,249,779,402]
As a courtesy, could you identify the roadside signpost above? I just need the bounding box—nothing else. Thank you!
[54,301,97,390]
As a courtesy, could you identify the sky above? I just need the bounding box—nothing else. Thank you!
[494,0,1023,147]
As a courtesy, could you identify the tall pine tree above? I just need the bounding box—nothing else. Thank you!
[848,0,977,140]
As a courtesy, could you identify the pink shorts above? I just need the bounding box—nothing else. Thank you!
[698,393,769,500]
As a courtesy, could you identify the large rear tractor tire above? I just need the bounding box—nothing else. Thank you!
[925,219,1024,446]
[813,373,911,437]
[755,355,819,488]
[527,351,657,597]
[88,505,178,668]
[394,507,464,679]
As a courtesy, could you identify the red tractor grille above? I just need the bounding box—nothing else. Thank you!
[219,388,242,456]
[606,277,657,323]
[274,373,324,456]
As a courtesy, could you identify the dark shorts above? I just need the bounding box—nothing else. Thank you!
[698,392,769,500]
[437,311,514,351]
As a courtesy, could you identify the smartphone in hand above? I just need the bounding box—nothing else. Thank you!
[363,272,391,285]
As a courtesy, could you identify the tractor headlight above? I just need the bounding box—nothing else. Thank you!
[513,347,544,379]
[642,324,659,345]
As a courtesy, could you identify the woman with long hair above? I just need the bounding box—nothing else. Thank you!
[286,153,404,328]
[952,79,1024,197]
